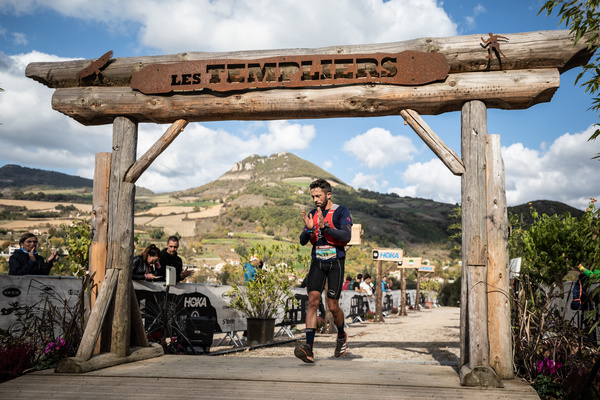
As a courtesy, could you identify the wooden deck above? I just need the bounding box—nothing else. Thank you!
[0,355,539,399]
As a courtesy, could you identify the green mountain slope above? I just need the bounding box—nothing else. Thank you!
[1,156,585,249]
[0,164,93,188]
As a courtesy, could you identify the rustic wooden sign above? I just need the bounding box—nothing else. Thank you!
[130,50,449,94]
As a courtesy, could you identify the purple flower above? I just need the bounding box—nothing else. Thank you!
[536,357,562,375]
[44,342,55,354]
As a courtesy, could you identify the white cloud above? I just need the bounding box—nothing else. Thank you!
[474,4,486,15]
[503,127,600,209]
[343,128,417,168]
[351,172,388,192]
[0,52,111,174]
[133,120,316,192]
[2,0,457,52]
[388,159,461,204]
[462,4,486,30]
[323,160,333,170]
[386,127,599,210]
[11,32,28,46]
[0,51,316,192]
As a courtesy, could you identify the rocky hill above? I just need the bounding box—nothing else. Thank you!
[0,156,585,248]
[170,152,457,246]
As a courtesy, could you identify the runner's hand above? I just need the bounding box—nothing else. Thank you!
[302,210,314,229]
[316,208,325,228]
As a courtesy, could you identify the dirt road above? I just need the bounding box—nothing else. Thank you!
[217,307,460,365]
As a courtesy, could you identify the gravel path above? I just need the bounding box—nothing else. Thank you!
[215,307,461,365]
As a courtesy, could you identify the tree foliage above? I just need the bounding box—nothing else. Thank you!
[540,0,600,157]
[509,199,600,287]
[59,221,91,278]
[226,244,299,319]
[509,199,600,399]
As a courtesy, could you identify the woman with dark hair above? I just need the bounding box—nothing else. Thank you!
[9,232,58,275]
[360,274,374,296]
[132,244,162,281]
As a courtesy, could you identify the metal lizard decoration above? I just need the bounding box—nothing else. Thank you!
[76,50,113,80]
[480,33,509,68]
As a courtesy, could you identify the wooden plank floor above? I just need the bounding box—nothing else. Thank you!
[0,355,539,399]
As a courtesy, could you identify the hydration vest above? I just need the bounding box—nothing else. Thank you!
[309,204,348,246]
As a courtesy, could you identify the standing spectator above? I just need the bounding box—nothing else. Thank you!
[382,276,391,292]
[9,232,57,275]
[244,255,260,282]
[160,236,194,283]
[294,178,352,363]
[132,244,162,281]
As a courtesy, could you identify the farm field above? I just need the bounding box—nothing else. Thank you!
[139,214,196,236]
[0,199,92,213]
[140,205,196,215]
[0,219,81,230]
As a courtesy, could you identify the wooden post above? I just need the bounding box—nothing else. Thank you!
[90,153,111,305]
[107,116,138,358]
[374,260,384,322]
[415,271,421,311]
[400,268,407,316]
[486,134,514,379]
[460,100,501,387]
[89,152,111,354]
[129,281,149,347]
[75,269,118,360]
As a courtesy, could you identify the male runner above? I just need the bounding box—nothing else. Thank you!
[294,179,352,363]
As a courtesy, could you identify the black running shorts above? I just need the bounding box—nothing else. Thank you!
[305,258,345,300]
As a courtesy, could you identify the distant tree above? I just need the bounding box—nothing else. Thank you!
[149,228,164,240]
[0,240,10,252]
[216,263,236,285]
[540,1,600,158]
[60,221,91,278]
[509,200,600,287]
[447,206,461,260]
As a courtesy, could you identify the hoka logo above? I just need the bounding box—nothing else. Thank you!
[184,297,207,308]
[380,252,399,259]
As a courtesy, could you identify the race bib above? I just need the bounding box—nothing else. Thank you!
[316,245,336,260]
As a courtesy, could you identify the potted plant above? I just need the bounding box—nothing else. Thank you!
[227,253,298,346]
[420,279,440,309]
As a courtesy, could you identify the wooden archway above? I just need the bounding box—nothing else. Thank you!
[26,29,593,386]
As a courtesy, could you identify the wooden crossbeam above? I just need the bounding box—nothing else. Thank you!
[400,109,465,175]
[124,119,188,183]
[50,69,560,125]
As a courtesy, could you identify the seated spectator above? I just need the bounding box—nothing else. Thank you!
[9,232,58,275]
[132,244,162,281]
[353,274,363,291]
[360,274,374,296]
[342,275,352,290]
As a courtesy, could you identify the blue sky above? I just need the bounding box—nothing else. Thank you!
[0,0,598,209]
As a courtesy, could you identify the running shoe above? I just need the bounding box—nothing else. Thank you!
[334,332,348,357]
[294,343,314,363]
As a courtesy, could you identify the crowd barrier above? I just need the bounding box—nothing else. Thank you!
[0,274,410,337]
